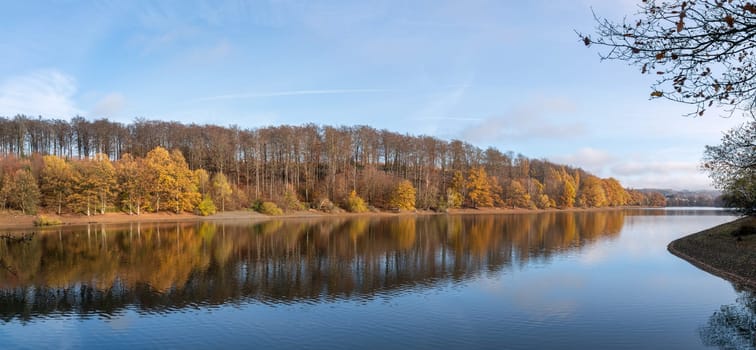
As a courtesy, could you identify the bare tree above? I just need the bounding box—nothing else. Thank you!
[580,0,756,117]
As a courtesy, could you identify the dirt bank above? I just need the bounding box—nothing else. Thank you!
[0,206,644,230]
[668,216,756,290]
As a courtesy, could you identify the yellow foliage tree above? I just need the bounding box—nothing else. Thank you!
[92,154,116,215]
[390,180,416,211]
[560,179,577,208]
[7,169,40,214]
[40,155,74,214]
[346,190,368,213]
[212,172,233,212]
[116,154,151,215]
[507,179,531,208]
[144,147,174,212]
[577,175,608,208]
[602,178,630,207]
[467,167,493,208]
[69,155,115,216]
[144,147,200,213]
[168,149,200,213]
[194,169,211,196]
[489,176,505,207]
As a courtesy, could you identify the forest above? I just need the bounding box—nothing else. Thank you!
[0,115,666,216]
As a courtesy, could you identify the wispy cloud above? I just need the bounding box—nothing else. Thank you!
[414,116,483,121]
[196,88,392,102]
[458,96,584,142]
[412,80,471,118]
[551,148,713,190]
[91,92,126,117]
[0,69,80,117]
[612,161,698,177]
[551,147,615,174]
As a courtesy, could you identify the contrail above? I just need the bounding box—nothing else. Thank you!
[197,88,391,102]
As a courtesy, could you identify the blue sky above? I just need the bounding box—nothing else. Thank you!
[0,0,747,190]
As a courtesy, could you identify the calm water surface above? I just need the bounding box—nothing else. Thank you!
[0,209,753,349]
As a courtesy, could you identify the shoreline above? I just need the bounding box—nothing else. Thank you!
[0,206,661,230]
[668,216,756,290]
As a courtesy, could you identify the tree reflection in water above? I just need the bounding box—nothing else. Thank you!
[699,287,756,350]
[0,211,625,321]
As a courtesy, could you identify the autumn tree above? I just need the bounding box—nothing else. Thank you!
[390,180,416,211]
[281,185,304,212]
[212,172,233,212]
[197,196,216,216]
[40,155,74,214]
[167,149,200,213]
[345,190,368,213]
[446,171,466,208]
[194,169,211,196]
[506,179,531,209]
[647,191,668,207]
[489,176,505,207]
[91,154,116,214]
[582,0,756,117]
[144,147,173,212]
[602,178,630,207]
[67,162,93,215]
[703,120,756,214]
[467,167,493,208]
[116,154,151,215]
[578,175,608,208]
[0,176,9,210]
[6,169,40,214]
[543,167,563,205]
[560,179,577,208]
[524,178,552,209]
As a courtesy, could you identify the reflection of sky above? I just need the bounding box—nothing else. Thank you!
[466,214,740,349]
[0,213,744,350]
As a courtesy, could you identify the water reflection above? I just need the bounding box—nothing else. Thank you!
[0,211,627,320]
[699,287,756,349]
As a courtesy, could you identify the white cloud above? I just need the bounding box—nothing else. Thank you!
[551,148,714,190]
[0,69,80,117]
[551,147,615,174]
[611,161,697,177]
[621,173,712,190]
[458,96,585,142]
[91,93,126,117]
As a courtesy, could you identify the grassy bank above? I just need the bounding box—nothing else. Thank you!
[668,216,756,290]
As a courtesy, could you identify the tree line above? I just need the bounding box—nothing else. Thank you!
[0,115,666,215]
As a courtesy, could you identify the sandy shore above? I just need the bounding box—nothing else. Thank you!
[668,216,756,290]
[0,206,644,230]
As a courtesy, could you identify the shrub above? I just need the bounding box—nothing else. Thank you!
[258,201,283,216]
[282,188,305,212]
[197,195,217,216]
[34,215,62,226]
[345,190,368,213]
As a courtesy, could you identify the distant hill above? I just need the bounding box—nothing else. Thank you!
[635,189,723,207]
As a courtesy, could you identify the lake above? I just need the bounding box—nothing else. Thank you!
[0,209,753,349]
